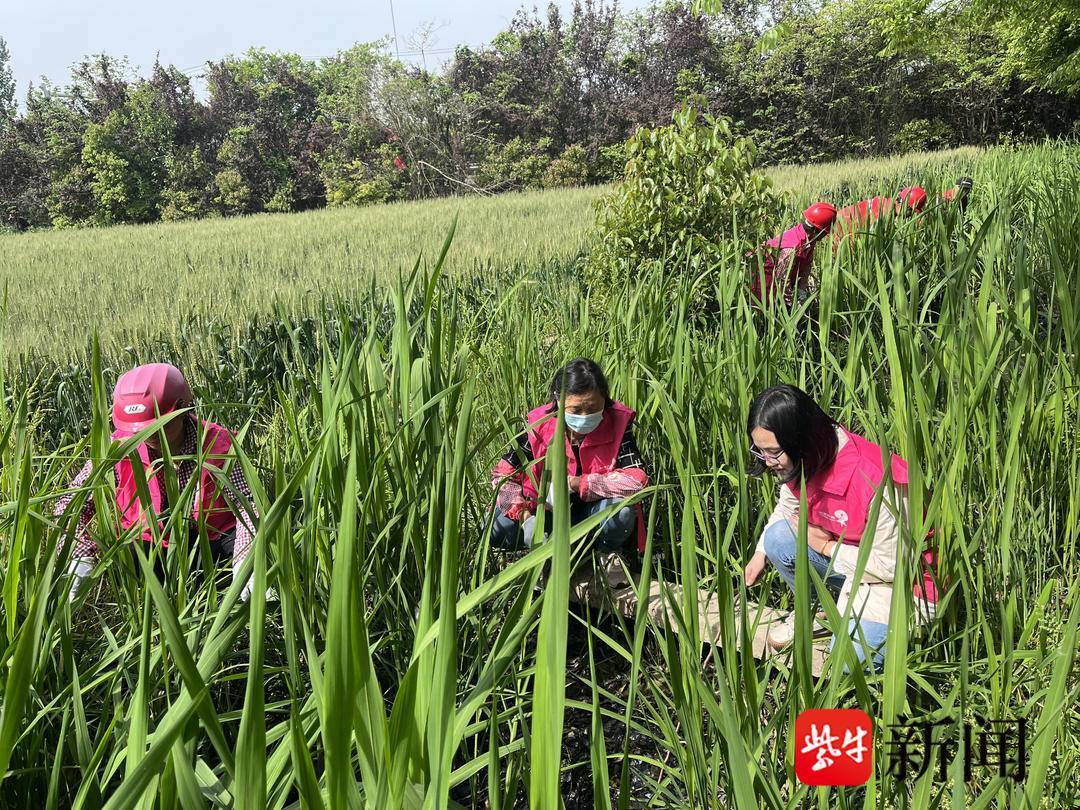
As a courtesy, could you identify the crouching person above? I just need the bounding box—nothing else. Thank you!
[489,358,648,555]
[742,384,938,672]
[55,363,265,603]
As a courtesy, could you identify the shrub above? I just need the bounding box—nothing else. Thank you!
[477,137,553,191]
[585,102,779,299]
[542,144,589,188]
[891,118,953,154]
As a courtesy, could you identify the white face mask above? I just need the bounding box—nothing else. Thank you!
[565,410,603,435]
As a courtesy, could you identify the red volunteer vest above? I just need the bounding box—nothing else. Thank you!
[785,427,939,603]
[522,401,647,552]
[113,419,237,546]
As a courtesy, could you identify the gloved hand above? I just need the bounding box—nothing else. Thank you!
[233,556,276,604]
[67,557,94,602]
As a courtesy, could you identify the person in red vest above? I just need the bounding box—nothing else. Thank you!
[741,384,939,671]
[751,202,838,306]
[834,185,927,244]
[56,364,263,602]
[942,176,974,212]
[489,358,648,553]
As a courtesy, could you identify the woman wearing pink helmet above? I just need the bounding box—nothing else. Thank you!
[55,363,265,602]
[751,202,838,307]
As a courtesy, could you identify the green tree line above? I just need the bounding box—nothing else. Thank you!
[1,0,1077,230]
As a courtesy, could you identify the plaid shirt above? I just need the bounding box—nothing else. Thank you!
[54,416,257,564]
[491,418,648,520]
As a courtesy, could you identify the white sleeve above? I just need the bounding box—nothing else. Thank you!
[832,485,907,583]
[755,484,799,556]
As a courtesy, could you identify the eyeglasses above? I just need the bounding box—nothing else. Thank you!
[749,444,786,463]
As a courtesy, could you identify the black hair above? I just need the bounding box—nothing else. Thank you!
[549,358,612,408]
[957,176,974,188]
[746,384,838,484]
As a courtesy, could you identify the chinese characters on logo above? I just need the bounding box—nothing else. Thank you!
[885,716,1027,783]
[793,710,1029,787]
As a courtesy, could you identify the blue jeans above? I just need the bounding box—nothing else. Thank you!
[762,520,888,672]
[489,498,636,551]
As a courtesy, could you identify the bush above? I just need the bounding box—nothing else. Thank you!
[891,118,953,155]
[585,102,779,299]
[160,146,215,221]
[591,143,627,183]
[477,137,553,191]
[321,143,405,207]
[542,144,589,188]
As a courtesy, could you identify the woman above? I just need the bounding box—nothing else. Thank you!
[742,385,938,671]
[489,358,648,553]
[55,363,263,602]
[751,202,837,307]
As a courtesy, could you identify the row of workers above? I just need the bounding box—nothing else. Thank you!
[754,177,974,306]
[58,360,939,671]
[488,358,939,671]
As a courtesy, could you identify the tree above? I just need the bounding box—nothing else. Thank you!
[205,49,329,214]
[586,101,779,298]
[0,37,15,130]
[858,0,1080,95]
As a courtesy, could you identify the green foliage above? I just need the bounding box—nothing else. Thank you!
[586,102,778,295]
[213,167,252,215]
[322,144,406,207]
[872,0,1080,94]
[2,143,1080,806]
[4,4,1080,229]
[891,118,954,154]
[542,143,588,188]
[0,38,14,129]
[477,136,553,191]
[160,145,215,221]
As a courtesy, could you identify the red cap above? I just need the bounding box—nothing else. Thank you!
[802,202,837,231]
[897,186,927,212]
[111,363,192,436]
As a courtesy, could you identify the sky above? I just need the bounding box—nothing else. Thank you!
[2,0,650,100]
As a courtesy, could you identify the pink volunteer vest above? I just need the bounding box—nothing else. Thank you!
[785,427,940,603]
[522,401,647,552]
[752,223,814,302]
[112,419,237,546]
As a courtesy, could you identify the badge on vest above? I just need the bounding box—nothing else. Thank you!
[819,509,849,527]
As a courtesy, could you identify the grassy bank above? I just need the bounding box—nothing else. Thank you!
[0,141,1077,807]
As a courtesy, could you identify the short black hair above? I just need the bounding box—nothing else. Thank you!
[746,384,838,484]
[957,176,974,188]
[549,358,611,407]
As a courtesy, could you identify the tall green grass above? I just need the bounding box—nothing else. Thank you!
[0,140,1078,807]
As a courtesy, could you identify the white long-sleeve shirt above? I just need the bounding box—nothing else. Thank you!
[754,428,933,625]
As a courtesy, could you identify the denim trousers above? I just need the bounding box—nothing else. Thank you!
[762,519,888,672]
[490,498,635,551]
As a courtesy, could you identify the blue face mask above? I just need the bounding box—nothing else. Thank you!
[565,410,603,435]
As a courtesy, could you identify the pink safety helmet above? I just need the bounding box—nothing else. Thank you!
[111,363,192,436]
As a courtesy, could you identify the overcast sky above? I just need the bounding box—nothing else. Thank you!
[3,0,649,99]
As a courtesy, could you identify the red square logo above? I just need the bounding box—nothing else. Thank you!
[794,709,873,786]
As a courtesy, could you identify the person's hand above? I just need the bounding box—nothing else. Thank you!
[521,510,533,525]
[67,556,94,602]
[805,524,836,555]
[240,577,277,604]
[568,475,581,494]
[744,551,768,586]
